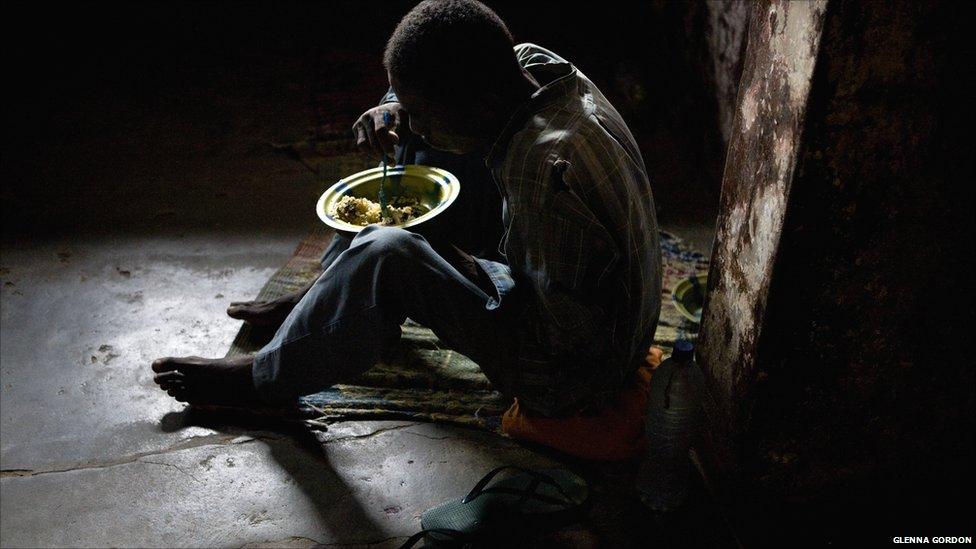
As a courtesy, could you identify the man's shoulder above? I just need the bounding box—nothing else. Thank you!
[497,111,583,179]
[496,103,619,188]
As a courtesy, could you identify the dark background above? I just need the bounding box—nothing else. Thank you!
[2,0,725,238]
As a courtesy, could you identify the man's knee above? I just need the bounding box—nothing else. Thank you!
[352,225,425,259]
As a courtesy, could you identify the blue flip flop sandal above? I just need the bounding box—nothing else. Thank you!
[398,465,590,548]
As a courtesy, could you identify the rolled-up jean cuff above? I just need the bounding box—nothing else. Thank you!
[251,346,293,405]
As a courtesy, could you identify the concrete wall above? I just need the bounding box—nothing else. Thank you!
[698,0,973,540]
[705,0,752,145]
[752,0,974,502]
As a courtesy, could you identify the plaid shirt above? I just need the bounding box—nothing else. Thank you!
[478,44,662,414]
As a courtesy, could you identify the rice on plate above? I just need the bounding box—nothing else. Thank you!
[332,195,428,226]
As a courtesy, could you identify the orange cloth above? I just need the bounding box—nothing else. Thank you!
[501,346,664,461]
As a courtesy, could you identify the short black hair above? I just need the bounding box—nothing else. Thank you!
[384,0,518,103]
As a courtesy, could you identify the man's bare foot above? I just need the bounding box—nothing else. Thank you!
[151,355,266,407]
[226,296,299,327]
[226,280,316,327]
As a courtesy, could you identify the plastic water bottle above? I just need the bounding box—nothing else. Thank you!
[637,339,704,510]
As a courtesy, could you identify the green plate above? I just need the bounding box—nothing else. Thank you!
[672,273,708,323]
[317,164,461,233]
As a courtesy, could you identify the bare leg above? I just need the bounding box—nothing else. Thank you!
[226,277,317,328]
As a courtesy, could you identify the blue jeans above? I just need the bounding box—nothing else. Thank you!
[251,146,518,404]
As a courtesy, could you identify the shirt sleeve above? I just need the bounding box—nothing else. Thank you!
[379,87,399,105]
[517,158,620,348]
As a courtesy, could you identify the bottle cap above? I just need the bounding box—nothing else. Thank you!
[672,339,694,362]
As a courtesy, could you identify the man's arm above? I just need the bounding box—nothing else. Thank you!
[352,93,405,160]
[519,158,620,339]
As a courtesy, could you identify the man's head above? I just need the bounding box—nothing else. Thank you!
[384,0,527,154]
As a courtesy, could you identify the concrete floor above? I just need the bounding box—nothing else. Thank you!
[1,46,717,548]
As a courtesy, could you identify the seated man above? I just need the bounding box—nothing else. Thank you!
[152,0,661,418]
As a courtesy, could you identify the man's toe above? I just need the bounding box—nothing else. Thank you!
[167,389,189,402]
[158,379,185,391]
[154,370,185,383]
[227,303,263,319]
[152,358,180,373]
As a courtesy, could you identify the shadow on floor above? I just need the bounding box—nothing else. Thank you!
[162,407,738,548]
[160,409,388,546]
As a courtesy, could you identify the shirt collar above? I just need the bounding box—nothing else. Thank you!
[484,61,578,170]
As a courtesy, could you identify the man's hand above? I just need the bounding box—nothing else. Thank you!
[352,103,406,162]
